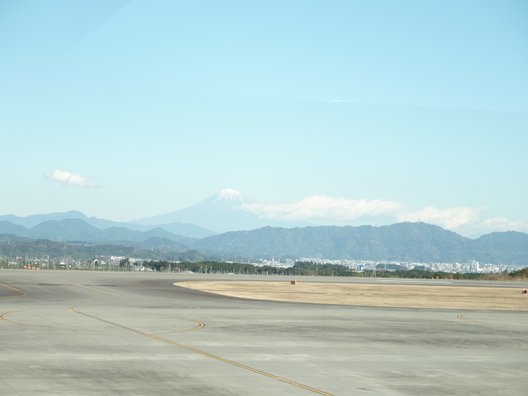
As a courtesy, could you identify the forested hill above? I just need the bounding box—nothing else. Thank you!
[195,222,528,265]
[2,222,528,265]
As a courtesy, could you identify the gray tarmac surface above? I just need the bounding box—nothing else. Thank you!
[1,270,527,395]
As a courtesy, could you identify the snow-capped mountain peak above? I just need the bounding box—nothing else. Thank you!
[136,189,310,233]
[216,188,243,201]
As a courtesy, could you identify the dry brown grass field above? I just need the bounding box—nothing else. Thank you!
[177,280,528,310]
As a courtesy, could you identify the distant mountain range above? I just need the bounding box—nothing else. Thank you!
[0,211,214,239]
[0,235,205,262]
[0,218,191,247]
[1,189,309,238]
[1,190,527,264]
[194,222,528,264]
[0,218,527,265]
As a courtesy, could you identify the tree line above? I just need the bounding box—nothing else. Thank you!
[140,260,528,280]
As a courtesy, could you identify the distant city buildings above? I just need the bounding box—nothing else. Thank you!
[292,258,512,274]
[0,255,524,274]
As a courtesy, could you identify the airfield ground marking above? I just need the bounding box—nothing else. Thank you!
[0,309,33,321]
[0,308,89,331]
[71,284,203,334]
[72,307,334,396]
[0,282,26,298]
[0,309,31,323]
[151,320,206,335]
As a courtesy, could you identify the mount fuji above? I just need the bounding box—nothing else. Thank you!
[136,189,309,233]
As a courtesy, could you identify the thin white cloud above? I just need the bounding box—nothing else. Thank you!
[479,217,528,233]
[47,169,97,188]
[239,193,527,235]
[399,206,481,230]
[241,195,403,221]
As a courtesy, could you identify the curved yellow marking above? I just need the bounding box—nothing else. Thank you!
[153,320,206,335]
[0,309,29,323]
[0,308,86,331]
[0,282,26,298]
[0,309,28,321]
[73,308,333,396]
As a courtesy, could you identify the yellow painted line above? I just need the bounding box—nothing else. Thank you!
[0,309,27,323]
[73,308,333,396]
[153,320,206,335]
[0,308,84,331]
[146,333,333,396]
[0,282,26,298]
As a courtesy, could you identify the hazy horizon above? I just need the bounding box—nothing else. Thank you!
[1,187,526,238]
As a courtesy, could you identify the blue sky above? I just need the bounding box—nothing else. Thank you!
[1,0,527,235]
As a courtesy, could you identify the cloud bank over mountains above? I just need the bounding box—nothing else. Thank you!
[224,189,525,236]
[241,195,403,222]
[26,183,526,236]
